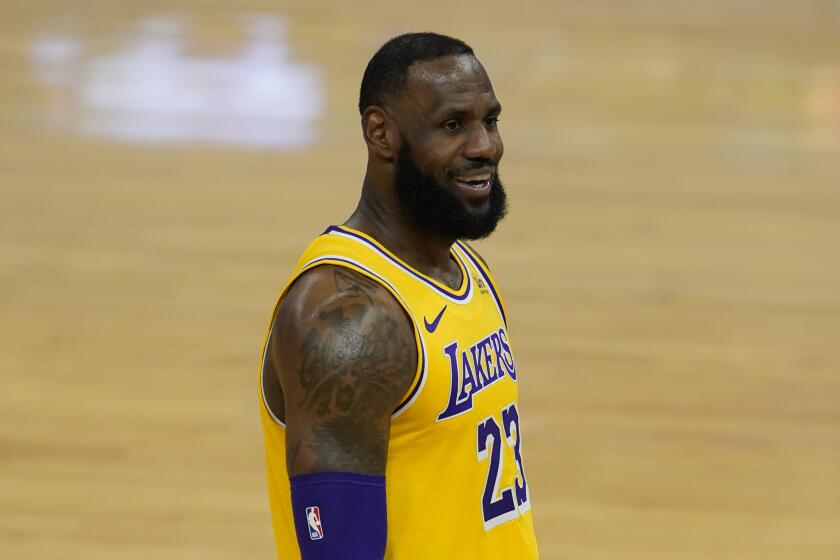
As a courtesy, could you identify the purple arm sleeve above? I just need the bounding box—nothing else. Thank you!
[290,472,387,560]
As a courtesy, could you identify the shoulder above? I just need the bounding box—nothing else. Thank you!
[273,264,413,344]
[269,264,418,408]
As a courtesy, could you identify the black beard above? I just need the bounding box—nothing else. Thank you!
[392,143,508,241]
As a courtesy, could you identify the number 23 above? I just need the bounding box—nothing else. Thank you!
[477,403,530,530]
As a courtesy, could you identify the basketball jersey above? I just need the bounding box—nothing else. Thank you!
[259,225,539,559]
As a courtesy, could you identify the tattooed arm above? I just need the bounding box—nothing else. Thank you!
[266,264,418,477]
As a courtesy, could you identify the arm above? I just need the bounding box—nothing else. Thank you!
[267,265,417,557]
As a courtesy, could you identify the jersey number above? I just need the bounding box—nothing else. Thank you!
[476,403,530,530]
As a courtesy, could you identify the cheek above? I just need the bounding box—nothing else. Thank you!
[421,145,459,177]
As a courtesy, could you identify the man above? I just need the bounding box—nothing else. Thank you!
[259,32,539,559]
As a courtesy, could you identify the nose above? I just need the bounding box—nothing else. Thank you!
[463,123,498,161]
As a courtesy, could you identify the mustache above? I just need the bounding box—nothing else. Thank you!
[451,159,498,174]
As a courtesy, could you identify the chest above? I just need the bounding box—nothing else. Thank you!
[394,282,519,430]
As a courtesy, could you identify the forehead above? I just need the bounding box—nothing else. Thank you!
[400,54,497,116]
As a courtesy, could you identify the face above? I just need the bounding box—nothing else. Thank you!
[391,54,507,240]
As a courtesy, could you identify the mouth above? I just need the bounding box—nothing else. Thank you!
[452,171,493,198]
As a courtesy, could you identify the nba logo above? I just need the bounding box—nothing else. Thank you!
[305,506,324,540]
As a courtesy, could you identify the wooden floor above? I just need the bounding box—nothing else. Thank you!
[2,1,839,558]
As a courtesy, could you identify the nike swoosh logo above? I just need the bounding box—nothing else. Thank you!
[423,305,448,333]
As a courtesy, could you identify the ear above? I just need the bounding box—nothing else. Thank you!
[362,106,399,161]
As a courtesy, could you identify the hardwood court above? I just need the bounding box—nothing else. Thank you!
[1,1,839,558]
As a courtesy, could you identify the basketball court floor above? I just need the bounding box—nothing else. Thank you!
[1,1,839,558]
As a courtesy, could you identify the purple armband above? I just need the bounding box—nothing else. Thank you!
[290,472,387,560]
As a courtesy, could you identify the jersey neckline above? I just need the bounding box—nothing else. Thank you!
[323,225,473,301]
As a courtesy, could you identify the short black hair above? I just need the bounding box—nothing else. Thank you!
[359,32,474,115]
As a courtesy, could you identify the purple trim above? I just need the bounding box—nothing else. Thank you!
[456,242,507,326]
[302,256,426,415]
[324,226,472,302]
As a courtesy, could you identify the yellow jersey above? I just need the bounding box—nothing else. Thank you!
[259,225,539,559]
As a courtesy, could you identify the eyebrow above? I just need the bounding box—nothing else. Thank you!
[434,102,503,120]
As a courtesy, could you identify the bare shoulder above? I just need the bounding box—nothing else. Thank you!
[267,264,417,476]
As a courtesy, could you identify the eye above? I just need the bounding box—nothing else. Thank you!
[443,120,462,132]
[484,116,499,128]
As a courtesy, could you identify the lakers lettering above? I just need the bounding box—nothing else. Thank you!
[437,328,516,421]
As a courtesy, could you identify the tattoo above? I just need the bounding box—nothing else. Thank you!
[294,267,416,473]
[332,266,380,304]
[286,439,302,467]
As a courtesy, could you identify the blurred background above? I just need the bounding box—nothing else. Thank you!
[2,1,839,558]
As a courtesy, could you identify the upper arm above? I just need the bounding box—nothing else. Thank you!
[268,265,418,477]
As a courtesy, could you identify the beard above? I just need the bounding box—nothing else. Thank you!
[392,142,508,241]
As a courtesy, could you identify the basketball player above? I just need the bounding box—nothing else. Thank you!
[260,32,539,559]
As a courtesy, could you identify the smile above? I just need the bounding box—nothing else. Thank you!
[452,173,492,196]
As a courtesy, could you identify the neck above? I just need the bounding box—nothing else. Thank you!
[344,175,461,286]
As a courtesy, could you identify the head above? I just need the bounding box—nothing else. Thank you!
[360,33,507,241]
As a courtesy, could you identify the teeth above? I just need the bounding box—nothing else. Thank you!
[454,173,491,182]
